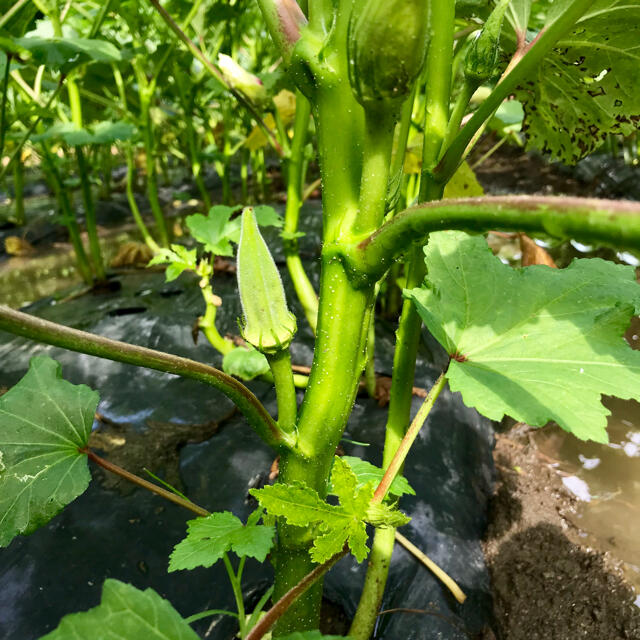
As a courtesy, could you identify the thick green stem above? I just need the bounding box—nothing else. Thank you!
[12,155,24,225]
[266,349,298,434]
[347,196,640,283]
[0,305,294,452]
[283,91,318,332]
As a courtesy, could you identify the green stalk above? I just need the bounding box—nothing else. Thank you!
[350,2,455,635]
[0,0,30,29]
[138,85,170,247]
[223,554,247,638]
[199,282,233,355]
[0,52,11,159]
[0,305,295,452]
[266,349,298,434]
[40,143,93,284]
[283,91,318,332]
[12,154,24,225]
[372,372,447,504]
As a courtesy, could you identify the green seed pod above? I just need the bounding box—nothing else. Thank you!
[237,207,297,354]
[348,0,429,111]
[463,0,511,85]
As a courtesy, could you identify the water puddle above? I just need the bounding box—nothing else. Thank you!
[532,319,640,592]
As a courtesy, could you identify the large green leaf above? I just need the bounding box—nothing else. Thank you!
[14,35,122,72]
[40,579,200,639]
[169,510,275,571]
[405,231,640,443]
[251,457,408,564]
[516,0,640,163]
[0,357,98,547]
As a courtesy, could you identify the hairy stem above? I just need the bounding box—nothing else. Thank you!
[267,349,298,434]
[0,306,294,452]
[347,196,640,283]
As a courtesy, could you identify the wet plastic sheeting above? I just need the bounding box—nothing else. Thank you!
[0,265,494,639]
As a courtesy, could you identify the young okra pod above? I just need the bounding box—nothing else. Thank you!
[347,0,429,113]
[237,207,297,354]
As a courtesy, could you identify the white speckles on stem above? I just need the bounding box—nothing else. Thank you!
[0,450,5,473]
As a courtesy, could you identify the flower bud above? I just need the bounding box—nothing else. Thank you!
[217,54,267,104]
[237,207,297,354]
[463,0,511,86]
[348,0,428,111]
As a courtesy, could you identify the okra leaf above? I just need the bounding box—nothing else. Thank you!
[405,231,640,443]
[251,457,409,564]
[515,0,640,164]
[169,511,274,571]
[31,121,135,146]
[40,579,199,639]
[336,457,415,498]
[186,205,239,257]
[0,357,98,547]
[222,346,270,381]
[148,244,198,281]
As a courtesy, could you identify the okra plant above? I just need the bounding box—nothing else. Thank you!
[2,1,640,639]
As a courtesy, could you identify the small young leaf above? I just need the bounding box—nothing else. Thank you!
[169,511,274,572]
[148,245,198,282]
[405,231,640,443]
[40,579,199,639]
[0,357,98,547]
[251,457,410,564]
[222,347,270,381]
[337,456,415,498]
[186,205,240,256]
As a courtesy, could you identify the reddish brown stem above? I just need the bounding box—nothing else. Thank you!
[79,447,210,517]
[245,545,349,640]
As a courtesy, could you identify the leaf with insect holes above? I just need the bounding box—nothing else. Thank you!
[334,457,415,498]
[251,457,409,564]
[169,510,274,571]
[513,0,640,164]
[147,244,198,282]
[40,579,199,639]
[0,357,98,548]
[405,231,640,443]
[186,204,283,256]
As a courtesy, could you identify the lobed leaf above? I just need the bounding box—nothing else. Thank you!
[40,579,199,639]
[337,456,415,498]
[169,511,274,571]
[405,231,640,442]
[0,357,98,548]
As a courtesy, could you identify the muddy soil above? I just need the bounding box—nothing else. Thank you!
[483,427,640,640]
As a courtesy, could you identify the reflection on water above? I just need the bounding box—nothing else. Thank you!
[533,320,640,592]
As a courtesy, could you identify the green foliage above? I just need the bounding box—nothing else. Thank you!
[405,231,640,443]
[40,579,199,639]
[336,456,415,498]
[515,0,640,163]
[223,346,270,381]
[148,244,198,282]
[13,35,122,72]
[186,204,283,256]
[0,357,98,547]
[31,121,135,146]
[169,510,275,571]
[251,457,409,563]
